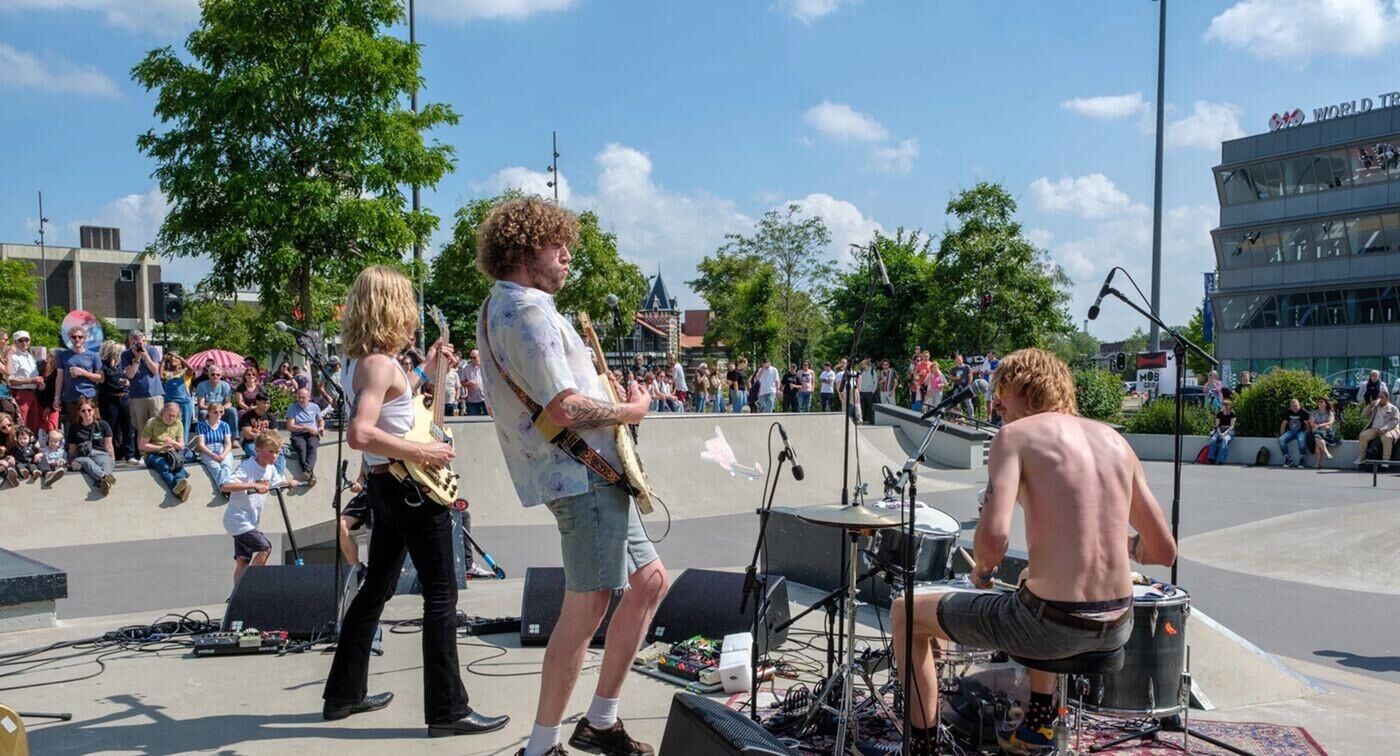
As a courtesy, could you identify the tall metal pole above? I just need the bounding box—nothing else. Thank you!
[1148,0,1167,352]
[37,191,49,312]
[410,0,424,350]
[547,131,560,203]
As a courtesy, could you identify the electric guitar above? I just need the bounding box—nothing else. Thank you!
[392,306,461,508]
[577,311,655,514]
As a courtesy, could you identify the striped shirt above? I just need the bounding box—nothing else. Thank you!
[195,420,232,454]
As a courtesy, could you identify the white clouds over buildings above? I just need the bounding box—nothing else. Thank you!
[1205,0,1400,62]
[0,44,120,97]
[1166,101,1245,149]
[1029,174,1135,220]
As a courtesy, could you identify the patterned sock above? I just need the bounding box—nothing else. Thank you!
[1025,691,1056,730]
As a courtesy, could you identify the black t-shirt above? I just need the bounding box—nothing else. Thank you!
[952,364,971,387]
[1362,379,1384,403]
[101,363,130,397]
[781,371,799,398]
[727,368,745,390]
[1215,411,1235,431]
[71,420,112,454]
[35,361,57,405]
[1282,408,1309,432]
[239,408,275,438]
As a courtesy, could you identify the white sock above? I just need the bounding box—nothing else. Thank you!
[524,723,561,756]
[586,695,620,729]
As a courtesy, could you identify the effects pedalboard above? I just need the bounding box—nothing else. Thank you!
[191,629,288,657]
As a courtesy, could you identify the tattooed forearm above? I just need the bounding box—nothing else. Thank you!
[561,394,631,430]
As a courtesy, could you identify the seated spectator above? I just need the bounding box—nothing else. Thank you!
[9,426,51,485]
[285,387,324,485]
[292,364,311,392]
[140,402,191,502]
[234,367,262,414]
[40,428,67,486]
[68,398,117,495]
[222,429,284,588]
[0,411,17,486]
[1206,399,1237,465]
[238,393,286,474]
[194,399,236,492]
[1278,398,1310,468]
[1308,397,1339,468]
[195,365,238,432]
[1354,393,1400,468]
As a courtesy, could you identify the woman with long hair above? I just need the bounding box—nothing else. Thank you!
[98,340,134,463]
[68,397,117,496]
[33,350,60,434]
[234,367,263,414]
[1309,396,1339,468]
[161,351,194,434]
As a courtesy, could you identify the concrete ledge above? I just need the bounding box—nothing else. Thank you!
[872,403,993,470]
[1125,433,1370,469]
[0,548,67,632]
[0,600,57,632]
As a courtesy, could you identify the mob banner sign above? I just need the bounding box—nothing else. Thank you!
[1203,272,1216,344]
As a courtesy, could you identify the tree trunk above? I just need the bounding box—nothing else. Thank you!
[297,258,314,331]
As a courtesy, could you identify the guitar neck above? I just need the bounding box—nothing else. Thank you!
[576,312,619,402]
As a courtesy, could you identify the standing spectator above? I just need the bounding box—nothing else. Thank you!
[950,354,974,417]
[753,358,779,413]
[986,350,1000,373]
[780,363,799,413]
[924,360,946,408]
[797,361,814,413]
[669,354,688,410]
[8,331,42,431]
[121,331,163,463]
[285,387,324,485]
[441,353,461,417]
[1207,399,1237,465]
[98,340,134,464]
[239,393,288,476]
[1309,397,1339,468]
[1354,393,1400,467]
[0,329,9,365]
[972,370,992,419]
[819,362,837,412]
[857,358,877,423]
[1203,370,1224,412]
[1236,370,1253,394]
[32,350,60,435]
[161,351,194,434]
[727,357,749,414]
[458,349,487,416]
[910,351,930,410]
[53,325,103,431]
[693,364,711,413]
[222,429,284,588]
[195,365,238,432]
[1277,398,1310,468]
[193,399,236,491]
[709,362,725,413]
[1357,369,1389,404]
[878,359,897,406]
[68,397,117,495]
[140,402,191,502]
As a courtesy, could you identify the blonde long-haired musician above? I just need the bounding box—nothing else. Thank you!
[321,265,510,738]
[892,348,1177,754]
[477,197,666,756]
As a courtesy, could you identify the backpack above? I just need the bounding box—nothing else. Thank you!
[1195,445,1210,464]
[1253,447,1271,467]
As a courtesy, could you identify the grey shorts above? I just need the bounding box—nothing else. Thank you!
[934,587,1132,661]
[232,530,272,562]
[545,474,659,593]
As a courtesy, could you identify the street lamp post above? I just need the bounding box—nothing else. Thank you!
[410,0,424,350]
[1149,0,1167,352]
[36,191,50,312]
[546,131,560,202]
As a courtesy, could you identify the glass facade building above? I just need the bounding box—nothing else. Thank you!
[1210,105,1400,387]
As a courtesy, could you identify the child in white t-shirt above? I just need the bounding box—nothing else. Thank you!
[222,429,284,588]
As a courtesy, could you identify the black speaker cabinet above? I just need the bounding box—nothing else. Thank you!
[647,569,789,655]
[519,567,621,646]
[658,692,794,755]
[223,564,358,639]
[395,509,472,595]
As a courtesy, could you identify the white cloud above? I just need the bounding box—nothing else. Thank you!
[69,187,170,249]
[777,0,855,24]
[781,193,883,263]
[419,0,578,22]
[1025,228,1054,249]
[0,44,120,97]
[471,166,573,204]
[1029,174,1134,220]
[1,0,199,35]
[1205,0,1400,62]
[870,138,919,174]
[804,101,889,143]
[1165,101,1244,149]
[1060,92,1149,121]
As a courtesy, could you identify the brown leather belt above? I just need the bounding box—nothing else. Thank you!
[368,463,394,475]
[1017,586,1132,633]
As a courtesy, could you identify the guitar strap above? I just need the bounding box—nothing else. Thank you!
[478,297,640,497]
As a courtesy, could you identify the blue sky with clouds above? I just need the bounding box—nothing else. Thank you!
[3,0,1398,339]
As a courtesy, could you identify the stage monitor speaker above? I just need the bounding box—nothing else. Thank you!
[395,509,471,595]
[519,567,620,646]
[658,692,794,755]
[647,569,789,656]
[223,564,358,640]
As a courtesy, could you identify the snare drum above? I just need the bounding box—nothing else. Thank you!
[862,505,960,583]
[1072,583,1190,717]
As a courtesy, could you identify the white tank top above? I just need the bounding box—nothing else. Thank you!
[344,356,415,466]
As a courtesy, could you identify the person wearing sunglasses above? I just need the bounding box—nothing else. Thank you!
[53,326,104,432]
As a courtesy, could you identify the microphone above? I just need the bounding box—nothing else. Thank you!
[776,422,805,481]
[274,321,313,338]
[873,244,895,297]
[920,385,975,420]
[1087,269,1117,321]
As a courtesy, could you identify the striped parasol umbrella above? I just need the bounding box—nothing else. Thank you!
[186,349,247,373]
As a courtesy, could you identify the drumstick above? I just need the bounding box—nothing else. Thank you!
[957,546,1018,591]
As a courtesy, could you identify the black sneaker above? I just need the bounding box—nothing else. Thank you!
[515,746,568,756]
[569,718,653,756]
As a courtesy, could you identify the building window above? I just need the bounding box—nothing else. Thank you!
[1248,161,1284,199]
[1283,154,1322,195]
[1348,215,1387,254]
[1279,224,1310,263]
[1350,145,1389,186]
[1218,167,1257,206]
[1313,219,1348,259]
[119,268,135,282]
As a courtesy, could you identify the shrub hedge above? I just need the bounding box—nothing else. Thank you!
[1074,369,1124,423]
[1232,370,1330,438]
[1125,397,1215,436]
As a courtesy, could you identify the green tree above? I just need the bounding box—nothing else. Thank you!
[688,251,768,354]
[132,0,459,333]
[1074,368,1125,423]
[1177,307,1216,377]
[0,260,61,345]
[1120,328,1149,379]
[715,205,835,365]
[928,183,1073,356]
[162,294,261,356]
[823,229,938,364]
[1048,329,1101,370]
[728,267,781,364]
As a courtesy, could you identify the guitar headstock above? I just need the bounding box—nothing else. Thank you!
[429,305,450,345]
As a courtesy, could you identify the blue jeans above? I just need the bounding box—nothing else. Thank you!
[200,453,234,487]
[695,395,707,413]
[712,393,725,413]
[464,401,487,416]
[797,391,812,412]
[1208,433,1232,463]
[1278,429,1307,463]
[756,393,776,413]
[145,452,189,491]
[730,389,747,413]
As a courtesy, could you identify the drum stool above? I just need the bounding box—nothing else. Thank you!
[1010,648,1124,755]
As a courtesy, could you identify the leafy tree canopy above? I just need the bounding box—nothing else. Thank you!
[0,260,61,346]
[824,228,937,364]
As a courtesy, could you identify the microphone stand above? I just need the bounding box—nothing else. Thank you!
[739,426,792,721]
[294,331,350,639]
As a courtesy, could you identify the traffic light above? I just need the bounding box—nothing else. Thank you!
[1115,353,1127,372]
[154,282,184,323]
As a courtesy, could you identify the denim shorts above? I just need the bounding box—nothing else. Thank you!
[933,586,1133,660]
[545,474,659,593]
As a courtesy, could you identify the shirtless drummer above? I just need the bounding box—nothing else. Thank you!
[891,348,1177,754]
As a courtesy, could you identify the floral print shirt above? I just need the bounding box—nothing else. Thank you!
[478,280,622,507]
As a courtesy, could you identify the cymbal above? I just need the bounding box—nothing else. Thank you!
[786,502,905,530]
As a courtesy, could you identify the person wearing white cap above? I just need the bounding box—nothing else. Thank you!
[8,331,42,431]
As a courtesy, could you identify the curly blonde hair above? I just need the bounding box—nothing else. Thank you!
[992,348,1078,416]
[476,197,580,280]
[341,265,418,359]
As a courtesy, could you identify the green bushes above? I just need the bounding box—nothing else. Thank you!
[1074,369,1124,423]
[1125,397,1215,435]
[1339,403,1367,441]
[1232,370,1330,438]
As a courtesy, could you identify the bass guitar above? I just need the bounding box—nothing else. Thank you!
[577,311,655,514]
[392,305,462,508]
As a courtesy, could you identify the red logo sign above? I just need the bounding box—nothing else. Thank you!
[1268,108,1305,131]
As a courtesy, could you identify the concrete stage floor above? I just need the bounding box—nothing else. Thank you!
[3,413,1400,753]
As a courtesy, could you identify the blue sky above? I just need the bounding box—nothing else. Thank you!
[3,0,1398,339]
